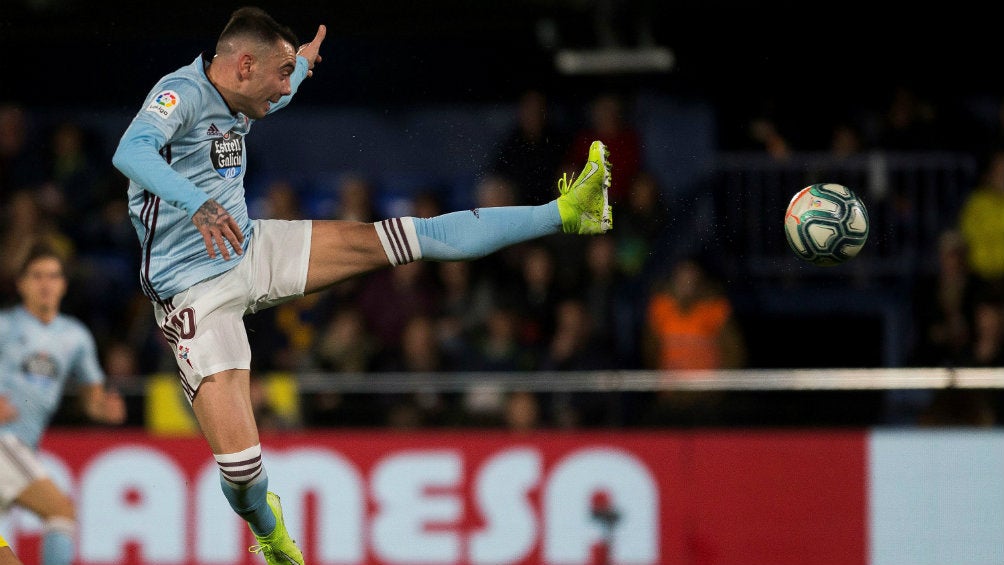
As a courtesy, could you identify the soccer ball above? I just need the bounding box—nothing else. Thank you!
[783,183,869,266]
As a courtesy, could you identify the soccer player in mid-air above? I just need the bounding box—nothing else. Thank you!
[112,7,612,565]
[0,247,127,565]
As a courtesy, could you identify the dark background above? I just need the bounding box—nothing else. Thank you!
[2,1,999,121]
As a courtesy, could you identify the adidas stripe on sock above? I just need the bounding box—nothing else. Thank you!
[376,218,422,266]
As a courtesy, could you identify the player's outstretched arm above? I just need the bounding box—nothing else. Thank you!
[297,24,326,78]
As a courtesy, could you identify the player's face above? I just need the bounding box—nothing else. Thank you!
[17,257,66,314]
[242,40,297,119]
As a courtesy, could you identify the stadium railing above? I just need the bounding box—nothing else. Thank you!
[94,368,1004,431]
[709,150,978,280]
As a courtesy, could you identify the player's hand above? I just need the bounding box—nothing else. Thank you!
[82,385,126,425]
[192,199,245,260]
[0,395,18,423]
[297,24,326,78]
[99,390,127,425]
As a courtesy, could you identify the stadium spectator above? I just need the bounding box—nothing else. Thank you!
[503,390,541,432]
[829,121,866,158]
[748,116,792,160]
[357,262,439,356]
[888,230,977,424]
[254,178,302,220]
[410,188,445,219]
[376,314,454,426]
[564,92,642,205]
[644,258,746,372]
[455,302,543,427]
[100,339,146,426]
[250,374,302,431]
[539,297,617,428]
[917,292,1000,427]
[0,246,126,565]
[580,235,639,367]
[0,104,44,207]
[909,230,978,367]
[539,298,611,372]
[110,9,613,564]
[310,306,377,373]
[876,85,942,151]
[42,121,109,241]
[491,89,570,206]
[302,306,380,427]
[642,258,745,425]
[508,243,562,351]
[0,190,75,306]
[461,304,538,372]
[959,149,1004,294]
[333,172,377,222]
[964,294,1004,368]
[433,260,496,360]
[613,170,667,278]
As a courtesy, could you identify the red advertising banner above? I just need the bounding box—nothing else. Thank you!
[5,430,867,565]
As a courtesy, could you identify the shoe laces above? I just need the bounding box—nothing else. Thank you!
[249,543,272,556]
[250,543,300,565]
[557,172,577,195]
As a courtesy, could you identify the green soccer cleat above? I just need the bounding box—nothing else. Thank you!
[557,140,613,234]
[249,492,305,565]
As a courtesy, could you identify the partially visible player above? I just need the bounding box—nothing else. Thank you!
[0,246,126,565]
[112,7,611,565]
[0,534,24,565]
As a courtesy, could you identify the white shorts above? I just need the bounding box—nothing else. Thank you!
[153,219,312,401]
[0,434,48,509]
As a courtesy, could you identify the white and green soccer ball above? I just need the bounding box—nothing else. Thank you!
[784,183,869,266]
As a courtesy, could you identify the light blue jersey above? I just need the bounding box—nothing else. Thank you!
[113,54,308,302]
[0,307,105,448]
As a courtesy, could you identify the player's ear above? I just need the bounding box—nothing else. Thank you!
[238,53,254,79]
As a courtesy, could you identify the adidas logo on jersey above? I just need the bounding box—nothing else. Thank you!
[206,123,223,138]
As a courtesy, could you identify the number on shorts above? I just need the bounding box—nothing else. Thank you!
[168,307,197,339]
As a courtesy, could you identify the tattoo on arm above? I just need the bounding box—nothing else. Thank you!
[193,200,230,227]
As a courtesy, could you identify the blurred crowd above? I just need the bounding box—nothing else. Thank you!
[3,82,1004,431]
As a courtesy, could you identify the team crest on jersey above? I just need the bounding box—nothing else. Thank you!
[146,90,180,119]
[21,352,58,381]
[210,130,243,178]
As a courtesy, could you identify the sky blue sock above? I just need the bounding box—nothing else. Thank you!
[220,473,276,537]
[412,202,562,261]
[42,520,74,565]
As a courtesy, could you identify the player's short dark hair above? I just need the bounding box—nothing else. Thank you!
[217,7,298,54]
[18,244,65,277]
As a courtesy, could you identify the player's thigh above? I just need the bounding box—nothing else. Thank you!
[305,220,389,294]
[191,368,259,455]
[0,434,48,510]
[15,478,74,520]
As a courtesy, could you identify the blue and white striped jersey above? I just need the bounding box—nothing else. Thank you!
[114,54,307,301]
[0,306,105,448]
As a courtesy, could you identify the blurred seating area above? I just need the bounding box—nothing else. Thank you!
[5,77,1004,431]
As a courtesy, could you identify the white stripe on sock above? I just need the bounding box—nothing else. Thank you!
[376,217,422,265]
[215,444,265,486]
